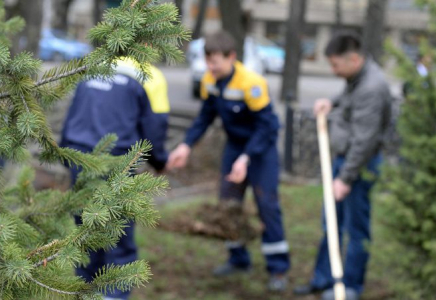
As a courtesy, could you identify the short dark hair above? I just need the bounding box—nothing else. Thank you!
[204,31,236,57]
[325,31,362,57]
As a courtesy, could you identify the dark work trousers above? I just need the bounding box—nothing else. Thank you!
[219,142,290,275]
[68,143,137,300]
[310,154,382,294]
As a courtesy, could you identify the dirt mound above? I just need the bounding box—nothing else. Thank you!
[160,200,263,243]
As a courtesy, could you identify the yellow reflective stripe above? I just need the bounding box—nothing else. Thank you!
[143,65,170,114]
[200,62,271,110]
[116,57,170,114]
[200,71,217,100]
[244,79,269,111]
[116,57,145,80]
[200,81,208,100]
[223,88,244,100]
[227,61,270,111]
[261,241,289,255]
[206,84,219,96]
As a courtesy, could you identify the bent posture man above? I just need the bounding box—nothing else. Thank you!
[167,31,290,292]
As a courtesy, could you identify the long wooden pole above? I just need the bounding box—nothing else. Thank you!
[317,113,346,300]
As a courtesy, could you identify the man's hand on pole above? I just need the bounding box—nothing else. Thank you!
[313,98,333,116]
[333,178,351,202]
[314,98,351,202]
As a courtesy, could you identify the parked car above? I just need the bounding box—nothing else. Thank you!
[255,36,286,74]
[39,29,92,61]
[187,37,265,98]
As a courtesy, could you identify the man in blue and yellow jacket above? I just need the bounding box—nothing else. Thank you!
[168,31,290,291]
[61,58,169,300]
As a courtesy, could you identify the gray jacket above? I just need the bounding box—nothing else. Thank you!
[330,58,392,184]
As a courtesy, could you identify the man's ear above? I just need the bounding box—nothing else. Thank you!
[348,52,362,65]
[345,52,359,67]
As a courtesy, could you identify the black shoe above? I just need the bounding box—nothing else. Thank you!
[268,274,288,292]
[213,263,251,277]
[293,284,326,296]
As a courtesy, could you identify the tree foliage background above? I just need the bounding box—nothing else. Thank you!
[0,0,188,299]
[376,0,436,298]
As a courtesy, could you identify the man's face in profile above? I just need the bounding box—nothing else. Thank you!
[328,52,363,79]
[205,51,236,80]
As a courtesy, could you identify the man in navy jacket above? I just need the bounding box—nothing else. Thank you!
[61,58,169,300]
[167,31,290,292]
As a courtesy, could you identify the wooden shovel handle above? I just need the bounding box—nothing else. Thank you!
[317,113,346,300]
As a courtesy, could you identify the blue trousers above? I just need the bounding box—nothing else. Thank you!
[310,154,381,294]
[74,217,137,300]
[68,145,137,300]
[220,143,290,274]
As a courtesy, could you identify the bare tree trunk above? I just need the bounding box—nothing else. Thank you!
[94,0,106,25]
[192,0,208,40]
[363,0,388,64]
[5,0,43,56]
[280,0,307,101]
[219,0,245,61]
[174,0,184,19]
[335,0,342,31]
[51,0,74,32]
[281,0,307,173]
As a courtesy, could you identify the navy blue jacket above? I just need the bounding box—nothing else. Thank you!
[61,74,168,171]
[185,62,280,158]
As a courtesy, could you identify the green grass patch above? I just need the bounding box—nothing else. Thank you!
[131,184,395,300]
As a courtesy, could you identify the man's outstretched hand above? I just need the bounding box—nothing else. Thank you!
[167,143,191,170]
[226,154,249,184]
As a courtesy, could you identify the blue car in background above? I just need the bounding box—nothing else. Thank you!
[255,37,286,74]
[255,37,317,73]
[39,29,92,61]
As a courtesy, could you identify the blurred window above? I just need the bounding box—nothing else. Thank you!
[389,0,420,11]
[264,21,317,60]
[401,30,434,62]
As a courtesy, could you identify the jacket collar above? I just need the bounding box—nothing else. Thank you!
[346,58,371,90]
[206,61,244,86]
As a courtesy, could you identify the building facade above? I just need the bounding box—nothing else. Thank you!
[185,0,430,72]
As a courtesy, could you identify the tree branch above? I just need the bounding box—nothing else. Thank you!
[33,253,60,268]
[0,65,88,100]
[26,218,47,237]
[0,280,4,298]
[24,212,56,220]
[29,277,80,295]
[27,239,60,258]
[122,150,145,174]
[35,65,88,87]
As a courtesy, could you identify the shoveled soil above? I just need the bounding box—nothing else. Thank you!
[159,200,263,243]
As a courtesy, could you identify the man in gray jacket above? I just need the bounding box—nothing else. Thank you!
[294,32,392,298]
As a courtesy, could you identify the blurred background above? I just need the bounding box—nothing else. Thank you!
[6,0,427,70]
[3,0,424,221]
[3,2,431,299]
[4,0,425,118]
